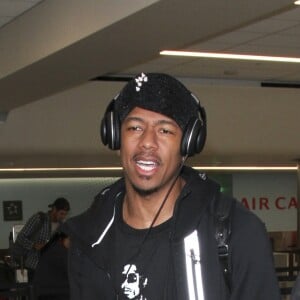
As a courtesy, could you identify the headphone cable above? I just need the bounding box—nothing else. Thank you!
[126,155,188,263]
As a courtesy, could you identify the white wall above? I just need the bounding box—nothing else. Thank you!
[0,177,117,249]
[233,172,297,232]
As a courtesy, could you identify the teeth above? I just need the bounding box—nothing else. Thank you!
[138,160,155,165]
[136,160,157,171]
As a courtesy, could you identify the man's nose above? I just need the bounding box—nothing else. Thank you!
[139,127,158,150]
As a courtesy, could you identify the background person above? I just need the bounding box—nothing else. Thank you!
[12,197,70,279]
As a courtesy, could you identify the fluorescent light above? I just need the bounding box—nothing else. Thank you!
[160,50,300,63]
[193,166,298,171]
[0,167,123,172]
[0,165,297,173]
[294,0,300,5]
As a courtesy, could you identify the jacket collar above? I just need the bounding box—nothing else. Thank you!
[63,166,219,247]
[62,178,125,248]
[170,166,219,241]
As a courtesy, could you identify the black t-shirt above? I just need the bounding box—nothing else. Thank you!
[113,208,174,300]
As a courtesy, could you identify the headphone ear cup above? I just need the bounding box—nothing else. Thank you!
[100,108,121,150]
[112,113,121,150]
[195,105,207,154]
[100,117,108,146]
[181,118,205,157]
[195,120,206,154]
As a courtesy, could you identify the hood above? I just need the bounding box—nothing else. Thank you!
[170,166,220,241]
[61,178,125,250]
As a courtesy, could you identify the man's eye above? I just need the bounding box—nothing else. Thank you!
[128,126,141,131]
[127,274,138,283]
[160,128,173,135]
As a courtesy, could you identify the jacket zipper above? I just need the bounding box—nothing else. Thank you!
[184,230,205,300]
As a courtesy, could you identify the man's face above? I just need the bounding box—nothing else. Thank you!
[51,208,68,223]
[120,107,183,195]
[121,264,145,299]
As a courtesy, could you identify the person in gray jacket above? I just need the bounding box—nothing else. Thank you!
[63,73,280,299]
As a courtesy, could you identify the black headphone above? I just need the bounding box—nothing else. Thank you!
[100,94,207,157]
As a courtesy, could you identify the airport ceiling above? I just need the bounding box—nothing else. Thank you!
[0,0,299,171]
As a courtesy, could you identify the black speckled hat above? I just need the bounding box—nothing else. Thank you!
[115,73,200,131]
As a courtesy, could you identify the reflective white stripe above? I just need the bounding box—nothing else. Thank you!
[91,206,116,247]
[184,230,205,300]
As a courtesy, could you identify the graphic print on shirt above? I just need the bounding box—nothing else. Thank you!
[121,264,148,300]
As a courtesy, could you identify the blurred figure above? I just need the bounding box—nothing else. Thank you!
[33,232,70,300]
[12,197,70,279]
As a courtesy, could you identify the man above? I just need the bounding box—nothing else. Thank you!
[63,73,280,299]
[13,197,70,274]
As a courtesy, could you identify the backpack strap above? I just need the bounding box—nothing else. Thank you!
[214,191,234,292]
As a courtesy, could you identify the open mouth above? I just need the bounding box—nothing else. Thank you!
[136,160,158,172]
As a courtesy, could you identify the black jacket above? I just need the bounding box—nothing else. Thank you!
[62,166,280,300]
